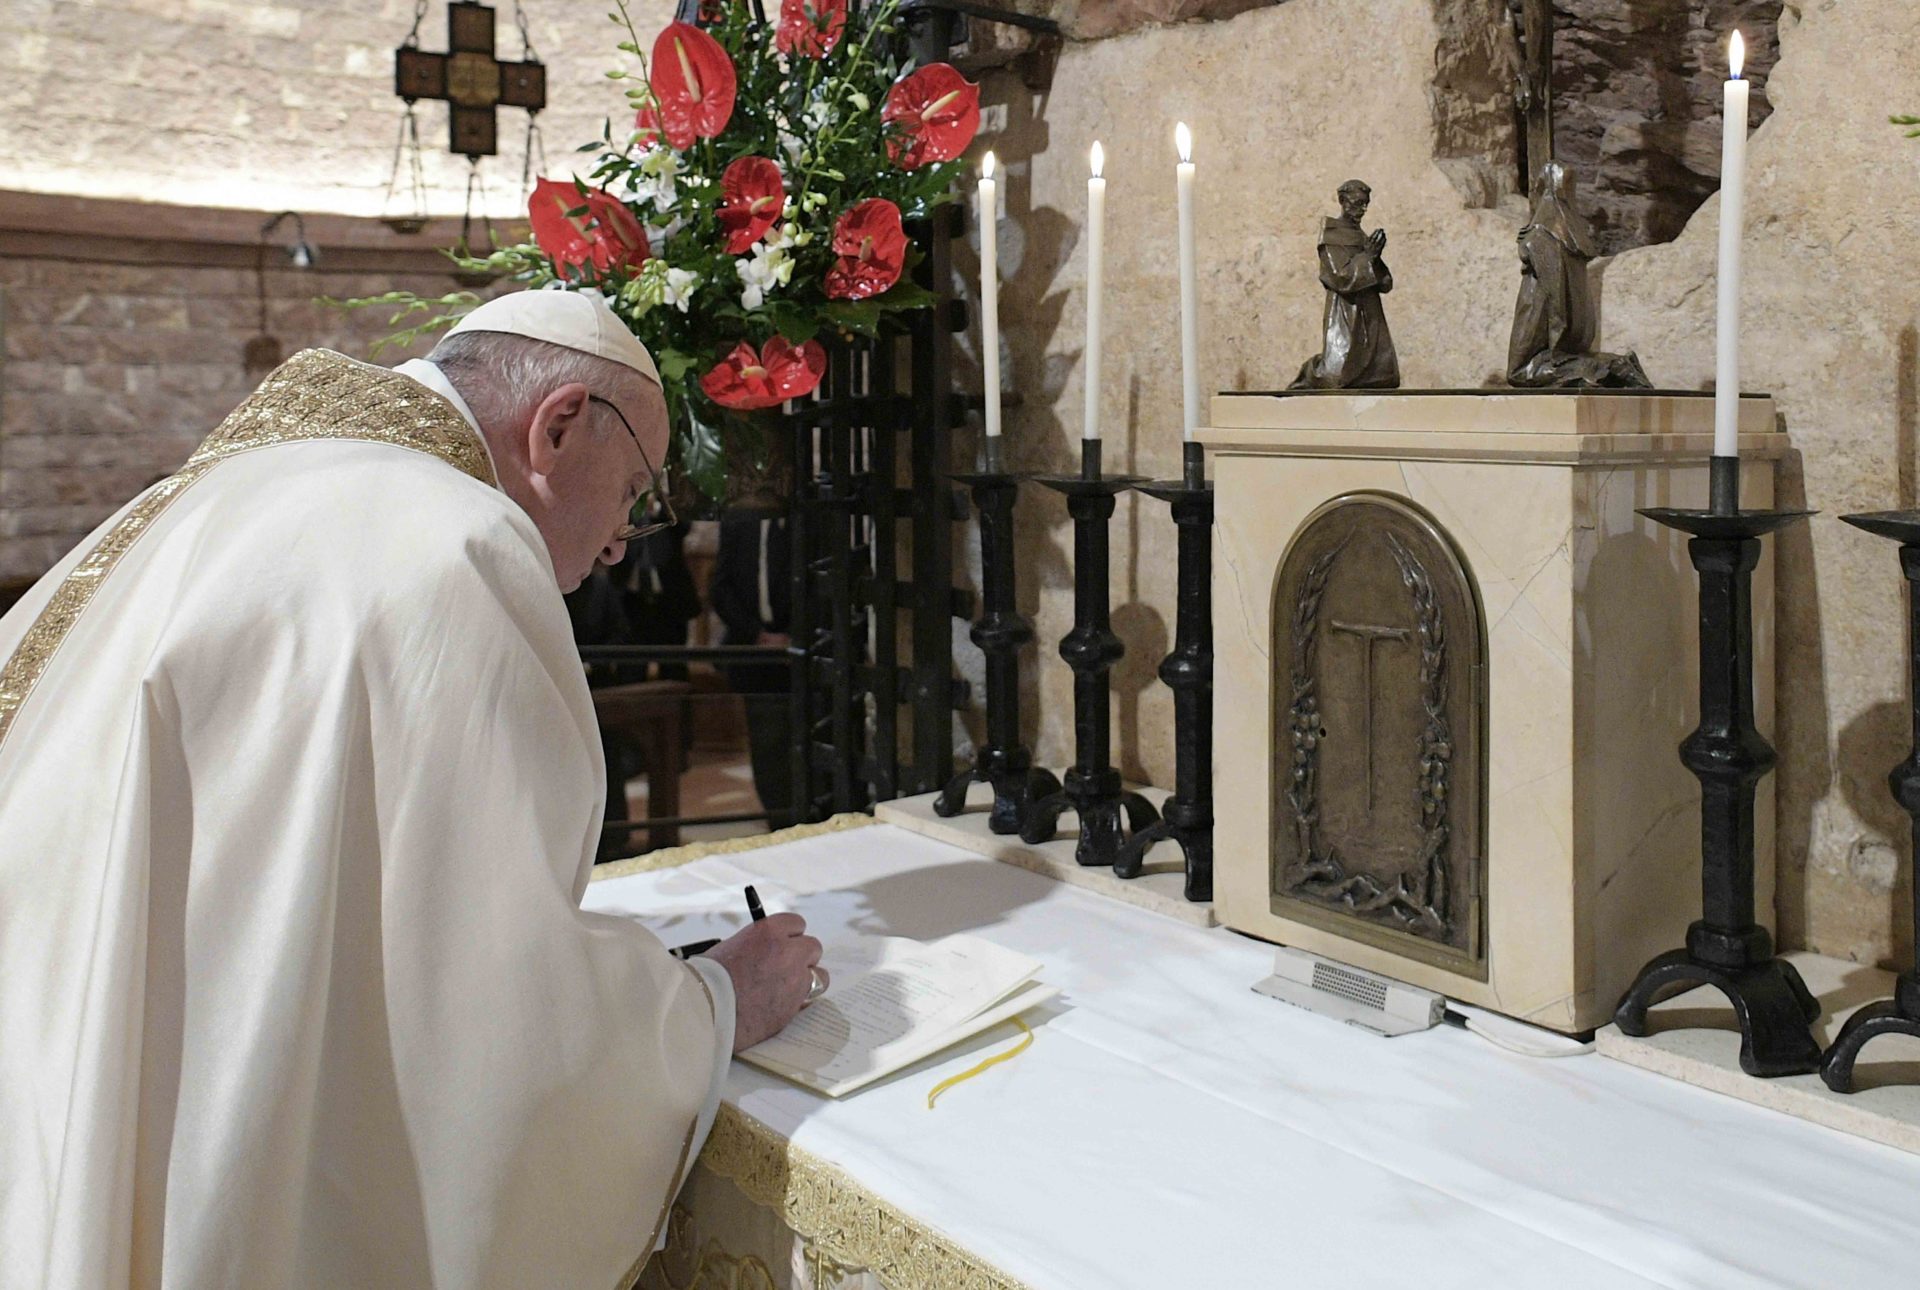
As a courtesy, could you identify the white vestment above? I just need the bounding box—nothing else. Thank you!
[0,350,733,1289]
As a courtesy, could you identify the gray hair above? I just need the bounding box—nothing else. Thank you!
[426,329,649,436]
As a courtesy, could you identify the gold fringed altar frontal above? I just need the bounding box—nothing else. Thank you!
[698,1105,1031,1290]
[0,348,495,756]
[591,813,877,880]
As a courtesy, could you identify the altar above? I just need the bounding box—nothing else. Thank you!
[589,816,1920,1290]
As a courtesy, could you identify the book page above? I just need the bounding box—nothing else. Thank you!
[743,935,1039,1090]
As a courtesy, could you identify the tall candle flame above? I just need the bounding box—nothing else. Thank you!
[982,150,996,180]
[1090,140,1104,179]
[1175,122,1192,164]
[1729,29,1745,79]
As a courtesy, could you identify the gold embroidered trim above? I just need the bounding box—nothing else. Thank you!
[644,1211,780,1290]
[188,349,496,486]
[0,349,496,757]
[694,1105,1030,1290]
[0,464,214,750]
[590,813,875,882]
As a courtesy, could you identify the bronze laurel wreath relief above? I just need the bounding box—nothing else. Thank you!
[1283,530,1454,942]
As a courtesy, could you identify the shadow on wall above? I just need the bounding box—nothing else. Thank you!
[1836,701,1915,971]
[1770,447,1828,954]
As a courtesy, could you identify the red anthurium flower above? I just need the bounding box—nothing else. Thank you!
[775,0,846,58]
[824,198,907,301]
[701,337,828,410]
[881,63,980,170]
[718,156,786,255]
[649,22,737,150]
[634,101,662,148]
[528,177,652,275]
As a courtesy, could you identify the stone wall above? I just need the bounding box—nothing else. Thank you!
[0,0,669,216]
[970,0,1920,967]
[1551,0,1783,255]
[0,217,470,582]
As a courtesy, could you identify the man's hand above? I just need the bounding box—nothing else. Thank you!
[704,912,825,1052]
[1369,228,1388,254]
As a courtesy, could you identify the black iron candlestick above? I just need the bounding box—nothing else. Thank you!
[1023,438,1160,865]
[1114,441,1214,901]
[1614,456,1822,1077]
[1820,510,1920,1093]
[937,436,1062,833]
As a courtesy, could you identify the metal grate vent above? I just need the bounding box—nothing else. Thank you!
[1311,961,1390,1012]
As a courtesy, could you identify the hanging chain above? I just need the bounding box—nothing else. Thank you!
[462,157,500,254]
[514,0,540,62]
[381,102,431,227]
[514,0,544,202]
[520,112,546,202]
[401,0,429,48]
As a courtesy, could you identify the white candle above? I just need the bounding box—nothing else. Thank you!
[1175,122,1199,442]
[1084,141,1106,441]
[1714,31,1748,459]
[979,151,1000,439]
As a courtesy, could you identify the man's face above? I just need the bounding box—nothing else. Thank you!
[528,379,670,592]
[1339,189,1370,223]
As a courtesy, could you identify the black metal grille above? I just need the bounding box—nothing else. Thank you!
[786,210,972,820]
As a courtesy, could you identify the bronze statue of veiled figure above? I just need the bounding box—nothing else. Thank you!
[1507,162,1652,389]
[1291,180,1400,390]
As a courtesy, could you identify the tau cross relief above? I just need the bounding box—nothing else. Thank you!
[1271,495,1488,965]
[396,1,547,159]
[1328,619,1411,811]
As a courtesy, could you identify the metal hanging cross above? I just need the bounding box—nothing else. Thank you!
[395,0,546,159]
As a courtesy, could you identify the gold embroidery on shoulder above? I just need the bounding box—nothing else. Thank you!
[0,463,215,750]
[0,349,495,755]
[189,349,496,486]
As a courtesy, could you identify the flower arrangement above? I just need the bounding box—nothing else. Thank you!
[355,0,981,500]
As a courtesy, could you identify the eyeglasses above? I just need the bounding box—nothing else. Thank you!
[589,394,677,543]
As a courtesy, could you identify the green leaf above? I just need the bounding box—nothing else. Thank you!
[657,347,700,383]
[871,279,935,312]
[820,300,884,336]
[766,301,822,344]
[680,404,728,501]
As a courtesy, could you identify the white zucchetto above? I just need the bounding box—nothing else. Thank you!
[446,289,661,388]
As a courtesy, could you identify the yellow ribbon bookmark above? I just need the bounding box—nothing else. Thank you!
[925,1018,1034,1109]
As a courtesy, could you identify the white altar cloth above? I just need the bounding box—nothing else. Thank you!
[586,823,1920,1289]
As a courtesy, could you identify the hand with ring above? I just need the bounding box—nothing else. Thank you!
[705,912,827,1051]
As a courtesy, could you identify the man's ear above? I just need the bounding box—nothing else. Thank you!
[525,382,592,476]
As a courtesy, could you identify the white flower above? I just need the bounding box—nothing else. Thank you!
[735,241,795,310]
[663,266,699,313]
[804,98,834,133]
[629,259,701,315]
[644,214,689,250]
[622,145,680,214]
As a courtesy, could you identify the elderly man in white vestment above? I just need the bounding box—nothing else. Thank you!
[0,291,825,1289]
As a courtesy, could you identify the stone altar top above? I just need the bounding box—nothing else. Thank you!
[1200,389,1784,464]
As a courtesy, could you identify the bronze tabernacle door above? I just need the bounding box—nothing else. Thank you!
[1271,492,1487,977]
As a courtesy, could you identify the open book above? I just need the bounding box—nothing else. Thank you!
[739,934,1057,1098]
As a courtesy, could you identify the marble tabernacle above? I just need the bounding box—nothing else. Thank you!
[1201,391,1789,1033]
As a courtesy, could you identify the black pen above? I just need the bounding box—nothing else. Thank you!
[671,886,768,960]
